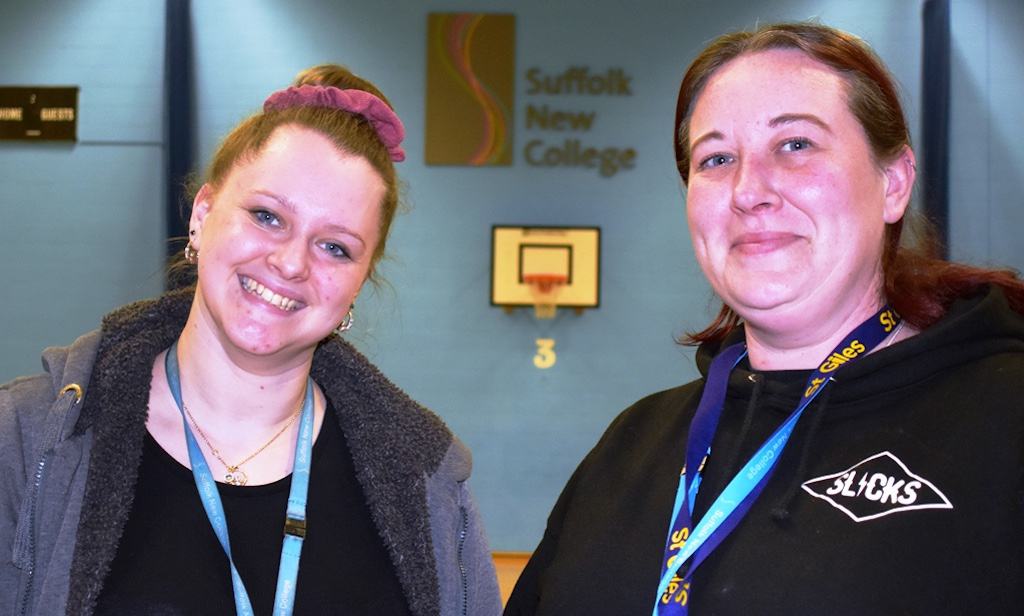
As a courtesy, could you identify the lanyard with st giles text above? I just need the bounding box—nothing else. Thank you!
[653,306,901,616]
[166,341,315,616]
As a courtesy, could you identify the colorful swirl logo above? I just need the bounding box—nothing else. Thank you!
[427,13,514,166]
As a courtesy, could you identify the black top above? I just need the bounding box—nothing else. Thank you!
[506,288,1024,615]
[95,401,412,615]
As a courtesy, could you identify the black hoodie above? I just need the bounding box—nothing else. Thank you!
[507,287,1024,615]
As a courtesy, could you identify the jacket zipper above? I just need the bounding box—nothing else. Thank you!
[18,453,49,616]
[457,505,469,616]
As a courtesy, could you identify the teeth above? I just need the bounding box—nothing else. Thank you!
[241,276,300,311]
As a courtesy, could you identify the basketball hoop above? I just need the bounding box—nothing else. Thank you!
[523,274,567,319]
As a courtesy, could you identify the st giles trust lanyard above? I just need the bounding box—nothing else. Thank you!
[165,341,315,616]
[653,306,901,616]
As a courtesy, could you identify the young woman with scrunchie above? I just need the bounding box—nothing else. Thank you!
[506,22,1024,615]
[0,64,501,616]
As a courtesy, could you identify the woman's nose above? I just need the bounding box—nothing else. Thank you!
[731,156,779,214]
[267,237,310,279]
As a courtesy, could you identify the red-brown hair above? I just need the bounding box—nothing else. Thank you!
[675,22,1024,345]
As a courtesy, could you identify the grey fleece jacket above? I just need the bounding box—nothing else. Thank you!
[0,289,501,616]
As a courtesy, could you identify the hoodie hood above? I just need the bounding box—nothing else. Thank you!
[695,287,1024,418]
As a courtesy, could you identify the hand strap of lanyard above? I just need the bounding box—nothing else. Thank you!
[165,341,315,616]
[653,307,901,615]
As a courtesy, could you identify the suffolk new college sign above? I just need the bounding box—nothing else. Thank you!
[424,13,637,177]
[521,67,636,178]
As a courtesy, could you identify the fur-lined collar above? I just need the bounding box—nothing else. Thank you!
[66,288,452,616]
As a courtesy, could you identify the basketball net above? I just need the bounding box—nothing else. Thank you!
[524,274,566,319]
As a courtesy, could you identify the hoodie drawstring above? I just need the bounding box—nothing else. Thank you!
[717,373,764,483]
[770,381,835,524]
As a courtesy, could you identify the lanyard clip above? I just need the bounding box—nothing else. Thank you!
[284,516,307,538]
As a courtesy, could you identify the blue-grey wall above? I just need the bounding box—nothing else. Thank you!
[2,0,1020,551]
[948,0,1024,267]
[0,0,166,381]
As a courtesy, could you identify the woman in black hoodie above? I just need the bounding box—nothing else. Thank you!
[507,21,1024,616]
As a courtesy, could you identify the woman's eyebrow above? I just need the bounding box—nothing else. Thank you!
[768,113,832,133]
[252,189,297,213]
[690,130,725,153]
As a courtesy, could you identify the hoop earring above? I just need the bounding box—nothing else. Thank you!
[335,307,354,334]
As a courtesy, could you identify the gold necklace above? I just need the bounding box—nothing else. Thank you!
[182,401,302,486]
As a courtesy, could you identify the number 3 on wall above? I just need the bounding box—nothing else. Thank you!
[534,338,556,369]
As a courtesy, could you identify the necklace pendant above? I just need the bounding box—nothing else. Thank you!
[225,468,248,486]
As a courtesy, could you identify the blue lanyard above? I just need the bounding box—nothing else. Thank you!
[654,307,901,615]
[165,341,315,616]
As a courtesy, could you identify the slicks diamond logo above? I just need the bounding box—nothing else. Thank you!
[801,451,953,522]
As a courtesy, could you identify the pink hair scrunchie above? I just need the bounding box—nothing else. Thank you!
[263,85,406,162]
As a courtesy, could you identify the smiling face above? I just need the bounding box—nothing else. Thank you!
[189,124,385,363]
[685,49,913,343]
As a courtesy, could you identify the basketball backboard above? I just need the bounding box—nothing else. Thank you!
[491,225,600,316]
